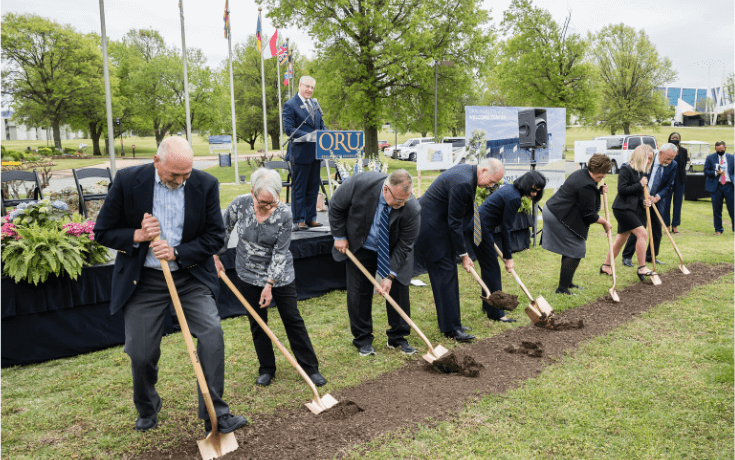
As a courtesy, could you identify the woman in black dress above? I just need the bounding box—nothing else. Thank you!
[601,145,656,280]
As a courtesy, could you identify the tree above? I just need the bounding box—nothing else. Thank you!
[491,0,597,124]
[590,24,676,134]
[1,13,104,150]
[265,0,494,157]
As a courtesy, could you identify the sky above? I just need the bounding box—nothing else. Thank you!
[1,0,733,89]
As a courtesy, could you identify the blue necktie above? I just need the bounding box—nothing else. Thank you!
[650,164,664,195]
[377,205,391,278]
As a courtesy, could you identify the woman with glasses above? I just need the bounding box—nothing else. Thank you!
[469,171,546,322]
[214,168,326,388]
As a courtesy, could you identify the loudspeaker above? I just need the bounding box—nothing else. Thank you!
[517,108,548,149]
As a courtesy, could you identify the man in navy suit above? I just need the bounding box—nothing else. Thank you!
[622,144,678,266]
[704,141,734,235]
[94,137,247,435]
[414,159,504,342]
[283,76,327,230]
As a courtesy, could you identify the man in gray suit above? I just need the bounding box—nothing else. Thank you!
[329,169,420,356]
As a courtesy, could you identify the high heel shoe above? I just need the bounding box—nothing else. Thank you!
[599,264,613,276]
[637,265,657,281]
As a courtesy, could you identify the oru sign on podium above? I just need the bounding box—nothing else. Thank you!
[315,131,364,159]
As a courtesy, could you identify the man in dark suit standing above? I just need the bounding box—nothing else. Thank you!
[94,137,247,435]
[414,159,505,342]
[704,141,734,235]
[622,144,678,267]
[330,170,421,357]
[283,75,327,231]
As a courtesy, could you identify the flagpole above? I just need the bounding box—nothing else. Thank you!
[179,0,192,149]
[98,0,117,176]
[258,7,269,157]
[275,29,284,157]
[226,4,239,184]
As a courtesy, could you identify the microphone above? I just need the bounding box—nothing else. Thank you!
[312,98,324,117]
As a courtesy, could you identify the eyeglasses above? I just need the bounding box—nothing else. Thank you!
[254,194,279,209]
[384,185,410,204]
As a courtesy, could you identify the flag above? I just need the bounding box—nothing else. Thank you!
[223,0,230,38]
[277,43,288,64]
[256,16,262,52]
[284,61,293,85]
[262,30,278,59]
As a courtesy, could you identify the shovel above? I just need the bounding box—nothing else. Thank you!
[467,265,493,305]
[492,243,553,324]
[601,179,620,302]
[344,248,449,364]
[218,271,339,415]
[642,189,663,285]
[155,238,238,460]
[650,201,690,274]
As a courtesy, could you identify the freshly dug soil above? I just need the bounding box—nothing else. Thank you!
[132,263,731,460]
[432,352,483,377]
[319,400,364,421]
[487,290,519,311]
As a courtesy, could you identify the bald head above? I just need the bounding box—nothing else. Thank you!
[154,137,193,189]
[477,158,505,189]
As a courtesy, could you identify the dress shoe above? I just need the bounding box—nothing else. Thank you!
[672,227,679,234]
[715,232,723,236]
[555,287,574,295]
[309,372,327,387]
[569,282,585,290]
[205,413,248,436]
[298,223,309,231]
[444,329,475,342]
[499,317,517,323]
[135,398,162,432]
[305,220,323,228]
[357,344,376,356]
[622,258,633,267]
[255,373,273,387]
[387,341,417,355]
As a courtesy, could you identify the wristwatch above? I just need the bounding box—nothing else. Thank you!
[386,274,396,281]
[173,247,179,260]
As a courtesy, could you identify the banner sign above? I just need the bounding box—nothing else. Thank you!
[416,143,453,171]
[316,131,364,159]
[208,135,232,152]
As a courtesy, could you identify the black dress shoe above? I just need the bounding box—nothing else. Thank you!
[622,258,633,267]
[255,374,273,386]
[309,372,327,387]
[569,283,585,290]
[205,413,249,435]
[555,287,574,295]
[135,398,162,432]
[444,329,475,342]
[305,220,323,228]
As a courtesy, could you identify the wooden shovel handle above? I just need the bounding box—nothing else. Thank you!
[344,248,438,356]
[643,188,657,272]
[218,271,323,403]
[467,265,491,298]
[600,179,618,288]
[154,237,220,436]
[492,243,534,302]
[649,198,686,264]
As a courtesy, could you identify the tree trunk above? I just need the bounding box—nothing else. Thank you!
[269,129,280,153]
[421,131,427,137]
[623,123,630,135]
[52,121,62,150]
[364,125,378,159]
[89,121,103,156]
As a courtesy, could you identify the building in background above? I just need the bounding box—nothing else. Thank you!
[654,85,734,126]
[1,110,84,142]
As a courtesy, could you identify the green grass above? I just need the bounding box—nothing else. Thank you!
[343,274,734,460]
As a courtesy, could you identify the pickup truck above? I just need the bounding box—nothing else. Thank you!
[574,134,658,173]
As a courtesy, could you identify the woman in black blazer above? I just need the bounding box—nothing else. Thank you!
[601,145,656,281]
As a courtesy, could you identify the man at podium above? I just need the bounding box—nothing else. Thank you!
[283,76,327,230]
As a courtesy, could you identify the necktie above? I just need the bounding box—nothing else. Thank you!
[473,200,482,245]
[376,205,391,279]
[720,156,726,185]
[650,164,663,195]
[306,99,313,114]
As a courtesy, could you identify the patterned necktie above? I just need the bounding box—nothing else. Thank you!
[721,156,726,185]
[376,205,391,278]
[473,200,482,245]
[650,163,664,195]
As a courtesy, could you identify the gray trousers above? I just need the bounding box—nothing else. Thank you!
[123,268,229,421]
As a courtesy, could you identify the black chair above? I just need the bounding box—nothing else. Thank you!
[263,160,293,203]
[72,168,112,218]
[1,169,44,216]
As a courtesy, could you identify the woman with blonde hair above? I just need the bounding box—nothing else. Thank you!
[601,145,657,281]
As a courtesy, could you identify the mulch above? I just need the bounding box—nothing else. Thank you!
[132,262,732,460]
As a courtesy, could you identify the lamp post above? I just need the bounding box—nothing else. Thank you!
[434,60,454,144]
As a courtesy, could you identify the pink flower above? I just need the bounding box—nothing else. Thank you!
[1,223,17,240]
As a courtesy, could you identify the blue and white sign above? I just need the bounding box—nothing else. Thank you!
[208,135,232,152]
[316,131,364,159]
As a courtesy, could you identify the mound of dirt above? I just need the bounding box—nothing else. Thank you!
[535,314,585,330]
[504,341,544,357]
[487,291,519,311]
[319,400,363,420]
[432,352,483,377]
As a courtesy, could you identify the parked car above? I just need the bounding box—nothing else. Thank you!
[378,140,391,152]
[396,137,435,161]
[577,134,658,173]
[442,137,466,148]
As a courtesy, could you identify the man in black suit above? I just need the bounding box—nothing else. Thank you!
[329,170,421,356]
[94,137,247,435]
[283,76,327,231]
[414,159,505,342]
[704,141,735,235]
[622,144,678,267]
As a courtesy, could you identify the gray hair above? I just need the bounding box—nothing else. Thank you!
[299,75,315,86]
[659,143,677,156]
[479,157,504,176]
[385,169,413,194]
[157,136,193,162]
[250,168,282,200]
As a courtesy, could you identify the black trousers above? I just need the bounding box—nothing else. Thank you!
[622,203,662,261]
[345,247,411,348]
[470,232,506,320]
[237,278,319,376]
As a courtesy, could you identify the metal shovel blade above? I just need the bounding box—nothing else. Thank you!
[679,264,690,275]
[305,393,340,415]
[197,432,239,460]
[422,344,450,364]
[525,304,544,324]
[609,287,620,303]
[651,274,662,285]
[534,296,553,317]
